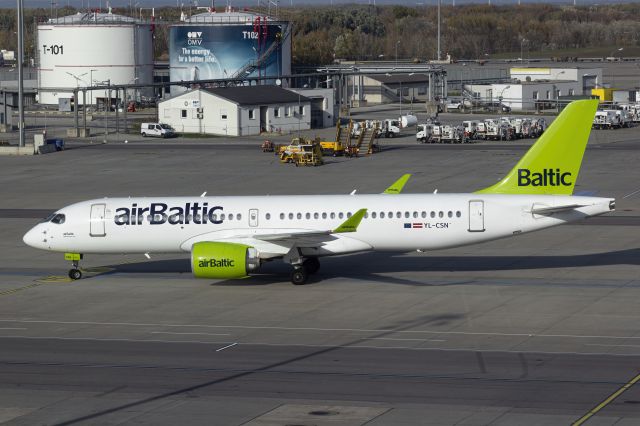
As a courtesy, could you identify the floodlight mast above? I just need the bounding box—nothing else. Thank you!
[17,0,25,147]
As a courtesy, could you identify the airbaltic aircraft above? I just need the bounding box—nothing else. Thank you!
[24,100,614,285]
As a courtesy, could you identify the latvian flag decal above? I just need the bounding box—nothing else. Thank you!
[404,223,423,229]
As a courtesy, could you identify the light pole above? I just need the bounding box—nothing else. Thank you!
[498,85,510,112]
[16,0,24,147]
[520,38,527,64]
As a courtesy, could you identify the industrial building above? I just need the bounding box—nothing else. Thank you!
[158,85,310,136]
[169,9,291,93]
[36,11,154,106]
[465,67,603,110]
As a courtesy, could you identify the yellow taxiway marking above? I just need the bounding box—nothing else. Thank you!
[0,282,43,296]
[35,266,115,283]
[572,371,640,425]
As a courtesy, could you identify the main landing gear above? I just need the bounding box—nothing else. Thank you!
[65,253,84,280]
[290,257,320,285]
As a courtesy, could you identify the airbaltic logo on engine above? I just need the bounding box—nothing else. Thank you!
[199,258,235,268]
[187,31,203,45]
[114,202,223,226]
[517,168,572,187]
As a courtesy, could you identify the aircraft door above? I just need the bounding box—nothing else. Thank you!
[90,203,106,237]
[249,209,259,227]
[468,200,485,232]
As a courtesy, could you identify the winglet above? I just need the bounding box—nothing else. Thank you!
[333,209,367,233]
[383,174,411,194]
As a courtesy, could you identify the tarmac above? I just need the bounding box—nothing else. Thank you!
[0,111,640,425]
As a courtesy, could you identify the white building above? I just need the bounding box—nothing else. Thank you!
[158,86,311,136]
[289,88,336,129]
[466,67,603,111]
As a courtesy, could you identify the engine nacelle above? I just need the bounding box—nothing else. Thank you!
[191,242,260,279]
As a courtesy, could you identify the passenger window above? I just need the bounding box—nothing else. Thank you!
[364,212,369,218]
[220,214,225,220]
[228,213,234,220]
[439,211,444,218]
[280,213,285,220]
[448,211,453,218]
[347,212,352,218]
[314,212,319,219]
[404,212,410,218]
[305,213,310,219]
[421,211,427,218]
[289,213,294,220]
[297,213,302,219]
[456,211,462,218]
[388,211,392,218]
[380,212,385,218]
[322,212,327,219]
[430,211,436,218]
[338,212,344,219]
[372,212,377,219]
[396,212,401,218]
[237,213,242,220]
[330,212,336,219]
[266,213,271,220]
[413,212,418,218]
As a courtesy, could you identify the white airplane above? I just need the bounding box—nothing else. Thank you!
[24,100,614,285]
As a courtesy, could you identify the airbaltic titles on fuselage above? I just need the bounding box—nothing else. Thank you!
[114,202,224,226]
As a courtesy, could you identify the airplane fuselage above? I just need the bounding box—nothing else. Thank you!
[23,193,614,259]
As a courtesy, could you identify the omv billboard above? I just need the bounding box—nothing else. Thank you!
[169,24,287,83]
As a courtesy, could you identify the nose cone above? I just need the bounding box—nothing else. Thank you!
[23,225,46,249]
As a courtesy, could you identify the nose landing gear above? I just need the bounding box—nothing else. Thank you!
[64,253,84,280]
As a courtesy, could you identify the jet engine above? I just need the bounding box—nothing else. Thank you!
[191,242,260,279]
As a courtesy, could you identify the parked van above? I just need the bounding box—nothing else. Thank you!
[140,123,176,138]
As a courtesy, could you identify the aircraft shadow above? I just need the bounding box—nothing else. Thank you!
[103,248,640,286]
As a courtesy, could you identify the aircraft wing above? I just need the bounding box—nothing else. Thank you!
[180,209,368,253]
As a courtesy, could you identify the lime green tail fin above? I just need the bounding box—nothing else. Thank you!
[476,99,598,195]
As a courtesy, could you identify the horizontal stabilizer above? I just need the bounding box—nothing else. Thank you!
[530,204,586,215]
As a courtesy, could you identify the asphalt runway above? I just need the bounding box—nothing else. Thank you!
[1,124,640,425]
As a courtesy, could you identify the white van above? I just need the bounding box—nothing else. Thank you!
[140,123,176,138]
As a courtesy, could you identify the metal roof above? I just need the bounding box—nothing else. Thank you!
[47,12,142,25]
[185,11,278,24]
[202,86,310,105]
[366,74,430,84]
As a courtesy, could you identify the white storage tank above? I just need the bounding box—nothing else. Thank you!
[37,11,154,105]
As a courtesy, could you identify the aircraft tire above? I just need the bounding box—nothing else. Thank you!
[68,269,82,280]
[290,267,308,285]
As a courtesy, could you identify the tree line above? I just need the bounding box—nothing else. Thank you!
[0,3,638,66]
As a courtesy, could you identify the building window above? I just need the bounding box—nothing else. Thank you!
[533,91,538,100]
[274,107,280,118]
[220,110,228,120]
[298,105,304,116]
[285,106,290,117]
[418,86,427,95]
[569,89,575,96]
[249,109,255,120]
[546,90,551,99]
[181,109,187,118]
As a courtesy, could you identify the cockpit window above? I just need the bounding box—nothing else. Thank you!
[51,214,65,224]
[40,213,56,223]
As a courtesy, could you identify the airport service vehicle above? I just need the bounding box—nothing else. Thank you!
[593,110,617,129]
[24,100,614,285]
[417,123,435,143]
[462,120,479,140]
[446,100,463,111]
[141,123,176,138]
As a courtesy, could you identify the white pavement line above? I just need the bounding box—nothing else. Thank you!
[151,332,230,336]
[586,343,640,348]
[623,188,640,199]
[0,327,27,330]
[216,343,238,352]
[1,335,640,357]
[0,319,639,341]
[366,337,446,342]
